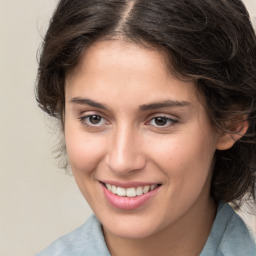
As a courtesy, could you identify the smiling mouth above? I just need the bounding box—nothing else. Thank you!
[102,183,161,197]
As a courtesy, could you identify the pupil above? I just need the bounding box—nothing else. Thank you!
[89,115,101,124]
[155,117,167,126]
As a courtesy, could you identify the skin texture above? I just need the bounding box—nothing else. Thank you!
[64,40,235,256]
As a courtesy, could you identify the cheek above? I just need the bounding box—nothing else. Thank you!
[157,133,216,210]
[65,129,106,175]
[148,129,216,182]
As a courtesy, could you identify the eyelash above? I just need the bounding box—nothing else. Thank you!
[79,115,108,128]
[78,114,178,129]
[147,116,178,128]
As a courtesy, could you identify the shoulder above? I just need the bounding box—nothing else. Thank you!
[36,215,110,256]
[201,202,256,256]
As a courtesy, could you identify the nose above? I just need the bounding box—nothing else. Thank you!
[106,125,146,175]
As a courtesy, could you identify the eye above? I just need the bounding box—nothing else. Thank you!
[79,115,106,127]
[149,116,177,127]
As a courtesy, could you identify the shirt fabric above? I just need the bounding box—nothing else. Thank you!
[36,202,256,256]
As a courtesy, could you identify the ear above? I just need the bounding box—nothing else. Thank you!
[216,119,249,150]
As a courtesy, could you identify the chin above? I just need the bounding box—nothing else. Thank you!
[100,213,163,240]
[105,226,158,240]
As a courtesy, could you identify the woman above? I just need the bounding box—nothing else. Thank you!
[36,0,256,255]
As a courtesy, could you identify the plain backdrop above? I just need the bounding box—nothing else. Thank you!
[0,0,255,255]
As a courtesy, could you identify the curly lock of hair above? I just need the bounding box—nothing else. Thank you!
[36,0,256,208]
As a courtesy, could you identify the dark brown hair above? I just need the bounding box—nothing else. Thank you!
[36,0,256,207]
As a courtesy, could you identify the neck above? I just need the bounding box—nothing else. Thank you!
[103,196,216,256]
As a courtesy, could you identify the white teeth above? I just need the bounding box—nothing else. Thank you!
[116,187,126,196]
[112,185,117,194]
[151,184,157,190]
[105,183,158,197]
[143,185,150,194]
[126,188,136,197]
[136,186,143,196]
[106,184,112,190]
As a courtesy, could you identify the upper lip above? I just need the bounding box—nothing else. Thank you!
[100,180,161,188]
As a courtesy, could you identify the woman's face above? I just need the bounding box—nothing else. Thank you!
[65,40,222,239]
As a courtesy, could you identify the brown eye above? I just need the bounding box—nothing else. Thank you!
[89,115,102,124]
[149,116,178,128]
[80,115,106,127]
[154,117,169,126]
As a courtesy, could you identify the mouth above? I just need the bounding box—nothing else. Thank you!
[101,182,161,198]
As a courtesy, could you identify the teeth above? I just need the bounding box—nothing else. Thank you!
[143,185,150,194]
[151,184,157,190]
[116,187,126,196]
[106,184,112,190]
[112,185,117,194]
[105,183,158,197]
[136,186,143,196]
[126,188,136,197]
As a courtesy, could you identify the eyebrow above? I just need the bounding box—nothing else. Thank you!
[70,97,192,111]
[70,97,109,110]
[139,100,192,111]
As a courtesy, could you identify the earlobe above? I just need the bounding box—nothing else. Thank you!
[216,120,249,150]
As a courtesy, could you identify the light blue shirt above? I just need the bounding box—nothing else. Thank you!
[36,202,256,256]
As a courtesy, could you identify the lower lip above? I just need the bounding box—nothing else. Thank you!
[101,184,160,210]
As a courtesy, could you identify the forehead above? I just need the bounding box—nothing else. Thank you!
[66,39,204,109]
[69,39,170,81]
